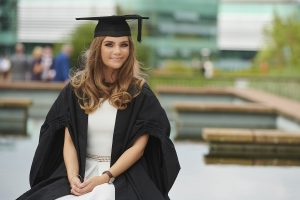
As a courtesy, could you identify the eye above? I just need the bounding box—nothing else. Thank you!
[121,43,129,47]
[104,42,113,47]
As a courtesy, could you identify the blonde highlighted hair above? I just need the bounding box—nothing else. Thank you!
[70,36,144,113]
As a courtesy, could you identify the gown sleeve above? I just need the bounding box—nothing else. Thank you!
[126,84,180,199]
[29,84,71,187]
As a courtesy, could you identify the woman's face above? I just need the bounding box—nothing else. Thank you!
[101,36,130,73]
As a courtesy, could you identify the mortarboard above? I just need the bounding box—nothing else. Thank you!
[76,15,149,42]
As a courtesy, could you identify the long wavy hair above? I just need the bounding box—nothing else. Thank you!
[70,36,144,114]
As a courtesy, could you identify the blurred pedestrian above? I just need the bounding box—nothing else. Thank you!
[203,60,214,79]
[199,48,214,79]
[41,46,55,81]
[53,44,73,82]
[199,59,205,76]
[10,43,30,81]
[0,54,11,81]
[30,46,44,81]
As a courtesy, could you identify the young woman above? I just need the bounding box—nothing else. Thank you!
[17,15,180,200]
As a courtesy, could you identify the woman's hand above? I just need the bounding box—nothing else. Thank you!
[71,175,109,195]
[69,176,83,196]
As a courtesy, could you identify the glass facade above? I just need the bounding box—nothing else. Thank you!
[217,1,300,70]
[117,0,219,67]
[2,0,299,68]
[0,0,17,54]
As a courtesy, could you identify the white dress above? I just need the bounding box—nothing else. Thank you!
[57,100,117,200]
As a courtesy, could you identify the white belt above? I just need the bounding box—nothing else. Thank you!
[86,154,111,162]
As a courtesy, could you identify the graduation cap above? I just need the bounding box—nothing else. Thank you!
[76,15,149,42]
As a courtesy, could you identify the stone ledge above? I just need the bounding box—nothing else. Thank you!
[0,98,32,107]
[155,86,300,123]
[0,98,32,135]
[0,81,65,90]
[203,128,300,144]
[156,86,233,95]
[174,102,275,114]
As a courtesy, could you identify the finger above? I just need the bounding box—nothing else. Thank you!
[79,181,94,193]
[79,180,91,188]
[72,185,85,195]
[70,188,81,196]
[70,178,81,189]
[78,185,92,195]
[74,180,85,189]
[71,181,81,189]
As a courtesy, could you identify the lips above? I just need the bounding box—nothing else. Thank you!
[110,58,123,62]
[111,57,122,59]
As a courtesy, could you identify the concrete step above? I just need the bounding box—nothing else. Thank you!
[203,128,300,144]
[0,98,32,135]
[174,102,275,113]
[204,156,300,166]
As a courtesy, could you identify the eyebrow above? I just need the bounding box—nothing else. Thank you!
[103,40,129,43]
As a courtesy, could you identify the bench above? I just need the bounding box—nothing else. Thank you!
[0,98,32,135]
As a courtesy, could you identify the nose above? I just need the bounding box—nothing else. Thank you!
[113,46,121,55]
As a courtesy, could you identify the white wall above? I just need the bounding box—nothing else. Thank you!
[217,1,298,51]
[218,13,271,50]
[18,0,116,43]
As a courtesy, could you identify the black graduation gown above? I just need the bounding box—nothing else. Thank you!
[17,83,180,200]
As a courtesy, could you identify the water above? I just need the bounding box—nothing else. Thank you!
[1,120,300,200]
[0,119,41,200]
[170,142,300,200]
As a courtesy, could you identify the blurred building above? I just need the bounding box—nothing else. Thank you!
[117,0,219,67]
[0,0,116,54]
[217,0,300,70]
[118,0,300,69]
[1,0,300,69]
[18,0,115,44]
[0,0,17,55]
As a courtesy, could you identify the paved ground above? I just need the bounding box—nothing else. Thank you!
[1,120,300,200]
[232,88,300,123]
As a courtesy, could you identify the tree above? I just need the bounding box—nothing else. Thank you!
[255,12,300,69]
[69,23,95,69]
[132,29,152,69]
[53,23,95,70]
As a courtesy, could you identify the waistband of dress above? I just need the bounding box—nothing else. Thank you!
[86,153,111,162]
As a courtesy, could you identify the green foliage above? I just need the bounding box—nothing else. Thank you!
[155,60,195,75]
[131,28,151,68]
[255,12,300,70]
[53,23,94,69]
[69,23,95,68]
[134,41,151,68]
